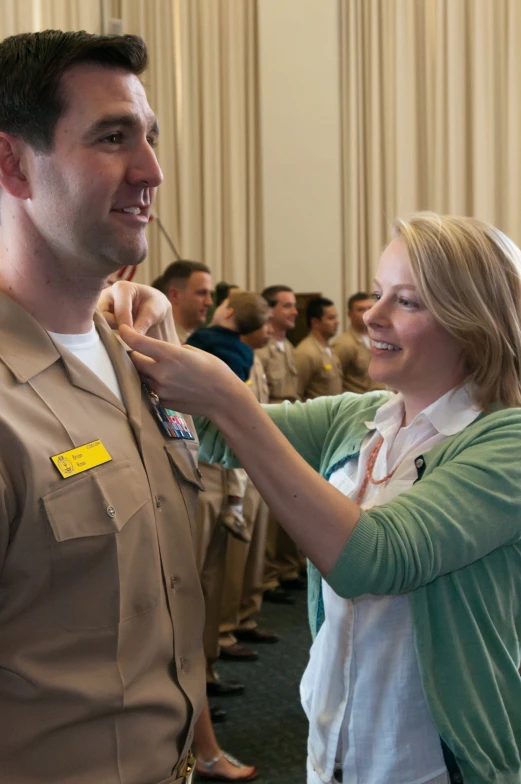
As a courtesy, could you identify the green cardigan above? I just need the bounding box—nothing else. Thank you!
[197,391,521,784]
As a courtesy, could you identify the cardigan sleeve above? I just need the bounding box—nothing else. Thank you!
[196,394,346,472]
[326,413,521,597]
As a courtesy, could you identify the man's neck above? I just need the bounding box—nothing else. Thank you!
[0,258,103,334]
[0,219,108,333]
[271,325,286,342]
[310,328,328,347]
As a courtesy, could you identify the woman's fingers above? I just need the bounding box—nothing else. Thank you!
[119,324,175,360]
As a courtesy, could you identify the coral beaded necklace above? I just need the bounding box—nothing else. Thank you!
[355,436,400,505]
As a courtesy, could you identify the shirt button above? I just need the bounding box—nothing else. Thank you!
[180,657,188,672]
[170,575,178,592]
[196,468,203,478]
[155,495,162,509]
[415,457,424,469]
[107,505,116,518]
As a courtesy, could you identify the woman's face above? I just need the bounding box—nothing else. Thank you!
[364,237,467,415]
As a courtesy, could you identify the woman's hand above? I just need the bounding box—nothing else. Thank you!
[119,325,243,417]
[98,281,172,335]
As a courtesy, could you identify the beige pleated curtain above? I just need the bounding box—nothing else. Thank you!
[340,0,521,295]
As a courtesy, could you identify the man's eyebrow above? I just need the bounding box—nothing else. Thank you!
[84,113,160,138]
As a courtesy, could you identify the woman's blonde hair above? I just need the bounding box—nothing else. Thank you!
[393,212,521,410]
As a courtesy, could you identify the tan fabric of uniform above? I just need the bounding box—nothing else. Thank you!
[333,325,386,394]
[256,338,303,589]
[0,294,205,784]
[294,333,343,401]
[255,337,299,403]
[220,355,270,638]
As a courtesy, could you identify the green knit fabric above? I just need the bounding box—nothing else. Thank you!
[197,391,521,783]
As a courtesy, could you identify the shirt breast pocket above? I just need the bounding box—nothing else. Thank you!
[164,440,205,539]
[42,460,156,630]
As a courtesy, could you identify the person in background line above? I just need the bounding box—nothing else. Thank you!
[153,259,212,344]
[121,212,521,784]
[215,281,241,307]
[295,297,343,402]
[219,307,280,651]
[333,291,388,394]
[188,292,271,671]
[256,285,304,605]
[0,29,204,784]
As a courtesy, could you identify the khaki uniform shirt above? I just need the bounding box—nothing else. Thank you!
[255,338,299,404]
[294,333,343,400]
[333,326,386,394]
[0,294,205,784]
[247,354,270,405]
[175,323,192,346]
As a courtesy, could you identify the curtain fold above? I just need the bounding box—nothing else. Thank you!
[122,0,263,288]
[339,0,521,298]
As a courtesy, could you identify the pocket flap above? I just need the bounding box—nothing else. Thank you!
[42,460,149,542]
[164,441,205,490]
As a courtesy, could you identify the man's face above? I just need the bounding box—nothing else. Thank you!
[348,299,373,332]
[314,305,339,340]
[24,64,163,276]
[172,271,213,329]
[271,291,298,332]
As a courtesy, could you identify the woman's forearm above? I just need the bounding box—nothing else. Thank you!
[211,382,360,575]
[119,326,361,575]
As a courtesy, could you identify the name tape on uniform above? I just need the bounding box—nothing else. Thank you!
[51,440,112,479]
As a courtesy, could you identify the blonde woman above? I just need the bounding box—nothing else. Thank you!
[116,214,521,784]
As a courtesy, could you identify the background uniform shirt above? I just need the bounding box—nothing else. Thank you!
[294,334,343,400]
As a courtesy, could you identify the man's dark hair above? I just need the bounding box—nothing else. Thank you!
[152,260,210,294]
[347,291,372,311]
[261,285,294,308]
[0,30,148,151]
[215,281,239,307]
[306,297,334,328]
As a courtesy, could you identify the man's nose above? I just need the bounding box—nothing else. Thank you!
[129,141,163,189]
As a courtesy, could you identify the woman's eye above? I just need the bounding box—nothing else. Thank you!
[370,292,381,301]
[399,297,419,309]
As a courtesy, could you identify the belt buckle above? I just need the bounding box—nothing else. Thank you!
[180,751,196,778]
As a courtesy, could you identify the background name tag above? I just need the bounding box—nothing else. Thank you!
[51,440,112,478]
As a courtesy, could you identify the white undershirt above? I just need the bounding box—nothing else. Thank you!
[48,324,124,404]
[275,339,286,352]
[301,385,480,784]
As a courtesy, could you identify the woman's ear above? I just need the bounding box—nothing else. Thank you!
[0,133,31,199]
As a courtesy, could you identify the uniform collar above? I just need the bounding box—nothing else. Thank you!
[0,292,61,382]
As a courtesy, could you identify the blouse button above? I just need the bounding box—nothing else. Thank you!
[414,457,424,469]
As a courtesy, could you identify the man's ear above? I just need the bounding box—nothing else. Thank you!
[0,133,31,199]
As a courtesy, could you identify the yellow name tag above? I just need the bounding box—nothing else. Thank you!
[51,440,112,479]
[324,363,332,371]
[245,379,253,386]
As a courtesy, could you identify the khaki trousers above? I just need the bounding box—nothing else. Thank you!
[195,462,227,666]
[263,513,303,590]
[220,480,269,637]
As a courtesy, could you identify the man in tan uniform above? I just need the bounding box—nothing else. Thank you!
[154,260,213,345]
[295,297,343,400]
[219,312,280,646]
[0,31,204,784]
[256,286,304,603]
[333,291,386,393]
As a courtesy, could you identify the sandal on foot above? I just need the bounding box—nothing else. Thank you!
[195,750,258,782]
